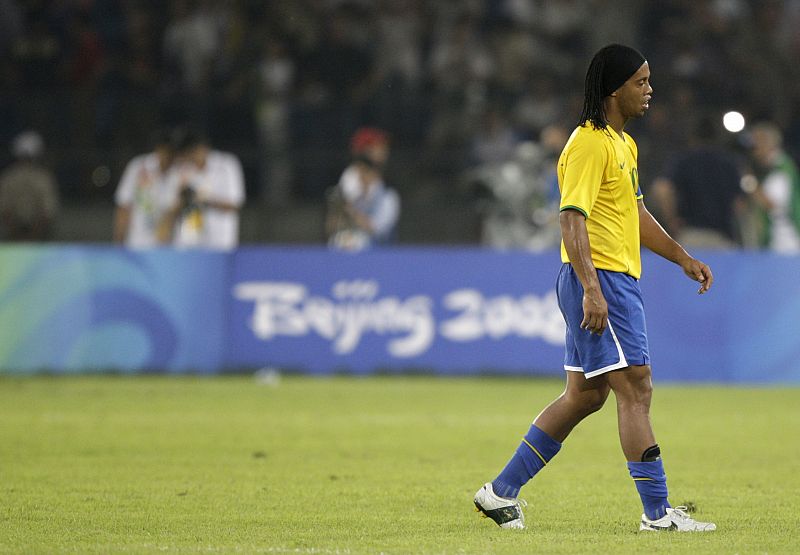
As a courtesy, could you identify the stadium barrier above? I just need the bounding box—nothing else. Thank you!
[1,245,798,383]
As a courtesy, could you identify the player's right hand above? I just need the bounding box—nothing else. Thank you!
[581,290,608,335]
[681,257,713,294]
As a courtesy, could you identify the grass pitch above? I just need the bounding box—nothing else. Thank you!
[1,375,798,554]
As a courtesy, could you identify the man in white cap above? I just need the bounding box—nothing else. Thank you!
[0,130,59,241]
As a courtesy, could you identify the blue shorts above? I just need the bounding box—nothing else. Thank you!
[556,264,650,378]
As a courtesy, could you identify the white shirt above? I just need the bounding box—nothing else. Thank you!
[165,150,245,251]
[762,170,800,253]
[114,152,173,249]
[337,164,399,242]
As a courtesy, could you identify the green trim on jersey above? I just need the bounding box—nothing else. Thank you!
[560,205,588,219]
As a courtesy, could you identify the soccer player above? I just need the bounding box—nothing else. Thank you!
[473,44,717,532]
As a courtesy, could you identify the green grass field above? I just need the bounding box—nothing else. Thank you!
[1,375,798,554]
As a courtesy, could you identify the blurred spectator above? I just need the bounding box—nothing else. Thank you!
[470,108,521,167]
[0,130,59,241]
[0,1,23,57]
[468,124,566,251]
[513,71,563,136]
[743,122,800,253]
[113,129,175,249]
[12,9,62,89]
[374,0,423,90]
[308,4,377,133]
[3,1,800,245]
[647,118,744,249]
[64,10,105,87]
[159,128,245,250]
[426,12,493,162]
[326,127,399,251]
[371,0,426,143]
[163,0,220,93]
[254,36,294,206]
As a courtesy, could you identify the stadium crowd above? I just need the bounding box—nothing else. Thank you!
[1,0,800,248]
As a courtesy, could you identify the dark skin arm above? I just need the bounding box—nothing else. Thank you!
[560,202,713,336]
[560,209,608,335]
[638,199,713,294]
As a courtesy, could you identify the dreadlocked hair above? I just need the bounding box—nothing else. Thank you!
[578,54,608,130]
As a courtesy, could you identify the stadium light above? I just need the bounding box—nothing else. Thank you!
[722,111,746,133]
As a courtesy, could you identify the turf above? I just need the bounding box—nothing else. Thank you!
[0,375,798,554]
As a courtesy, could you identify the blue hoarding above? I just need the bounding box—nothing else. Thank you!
[0,246,228,373]
[228,247,566,375]
[1,245,799,383]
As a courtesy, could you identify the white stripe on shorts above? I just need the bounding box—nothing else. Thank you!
[563,320,629,378]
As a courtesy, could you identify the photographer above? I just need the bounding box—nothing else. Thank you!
[114,129,174,248]
[159,128,245,251]
[326,127,400,251]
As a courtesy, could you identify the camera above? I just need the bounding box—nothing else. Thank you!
[179,185,198,213]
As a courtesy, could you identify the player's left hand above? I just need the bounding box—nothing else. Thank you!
[681,258,713,294]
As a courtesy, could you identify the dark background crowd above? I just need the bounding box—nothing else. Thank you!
[1,0,800,245]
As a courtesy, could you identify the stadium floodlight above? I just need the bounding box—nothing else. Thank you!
[722,111,746,133]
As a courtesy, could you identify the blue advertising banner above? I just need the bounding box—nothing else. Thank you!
[229,248,800,383]
[228,247,566,375]
[1,245,799,383]
[0,246,228,373]
[640,252,800,384]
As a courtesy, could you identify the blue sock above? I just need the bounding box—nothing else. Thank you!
[627,459,671,520]
[491,424,562,498]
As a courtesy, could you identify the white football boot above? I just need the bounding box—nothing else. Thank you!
[639,506,716,532]
[473,483,526,529]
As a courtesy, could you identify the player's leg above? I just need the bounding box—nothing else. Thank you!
[589,272,712,530]
[534,263,613,442]
[473,263,613,528]
[605,364,655,461]
[607,364,666,522]
[474,265,617,529]
[606,365,715,531]
[473,371,610,528]
[533,368,611,442]
[492,370,610,497]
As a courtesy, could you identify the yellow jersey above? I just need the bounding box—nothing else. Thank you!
[558,123,644,279]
